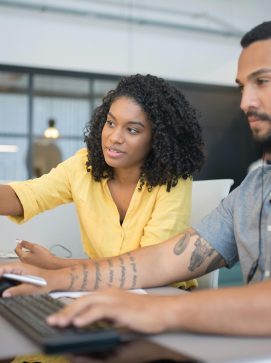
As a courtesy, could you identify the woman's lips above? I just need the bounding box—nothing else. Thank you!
[106,147,125,158]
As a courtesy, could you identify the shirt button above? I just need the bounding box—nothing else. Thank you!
[267,225,271,232]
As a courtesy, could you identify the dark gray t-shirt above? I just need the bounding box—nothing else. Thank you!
[193,165,271,283]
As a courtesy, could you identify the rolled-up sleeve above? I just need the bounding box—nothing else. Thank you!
[192,189,239,268]
[8,157,74,224]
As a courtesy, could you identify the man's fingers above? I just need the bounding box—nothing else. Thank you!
[73,305,116,327]
[0,263,25,276]
[48,290,133,328]
[2,283,40,298]
[47,294,95,326]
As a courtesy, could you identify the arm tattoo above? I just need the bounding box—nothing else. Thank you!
[173,232,191,255]
[67,265,79,290]
[119,256,126,288]
[107,259,114,287]
[94,261,102,290]
[80,263,89,291]
[128,252,137,288]
[205,254,225,274]
[189,237,215,272]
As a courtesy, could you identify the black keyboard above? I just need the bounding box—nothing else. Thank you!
[0,294,128,354]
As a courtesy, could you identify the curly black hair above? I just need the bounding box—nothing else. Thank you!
[84,74,204,192]
[241,21,271,48]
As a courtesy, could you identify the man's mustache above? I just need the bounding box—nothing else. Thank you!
[247,110,271,122]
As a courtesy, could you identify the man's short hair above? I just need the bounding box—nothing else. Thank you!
[241,21,271,48]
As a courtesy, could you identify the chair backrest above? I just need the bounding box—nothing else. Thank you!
[191,179,234,289]
[0,202,86,259]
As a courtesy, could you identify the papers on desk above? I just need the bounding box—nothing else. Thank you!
[0,251,18,258]
[50,289,147,299]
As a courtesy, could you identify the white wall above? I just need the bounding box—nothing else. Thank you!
[0,0,270,85]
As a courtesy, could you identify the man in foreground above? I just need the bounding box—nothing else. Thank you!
[1,21,271,336]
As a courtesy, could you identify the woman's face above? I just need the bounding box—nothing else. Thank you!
[101,96,152,171]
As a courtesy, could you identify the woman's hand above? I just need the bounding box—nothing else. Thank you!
[47,288,179,334]
[15,240,61,269]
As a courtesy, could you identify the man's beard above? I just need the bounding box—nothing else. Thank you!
[257,133,271,153]
[247,110,271,153]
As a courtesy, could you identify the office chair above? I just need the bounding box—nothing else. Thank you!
[0,199,86,259]
[191,179,234,289]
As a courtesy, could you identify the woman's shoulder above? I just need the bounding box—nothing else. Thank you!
[152,176,192,196]
[67,148,88,163]
[171,176,192,191]
[74,148,88,159]
[62,148,90,171]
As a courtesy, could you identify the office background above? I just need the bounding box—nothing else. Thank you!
[0,0,270,285]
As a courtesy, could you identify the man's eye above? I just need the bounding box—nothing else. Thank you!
[257,79,269,85]
[237,85,244,93]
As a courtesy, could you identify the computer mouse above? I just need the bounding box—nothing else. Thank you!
[0,277,19,297]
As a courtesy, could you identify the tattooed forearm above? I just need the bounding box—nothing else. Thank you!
[173,232,191,255]
[67,265,79,290]
[119,256,126,288]
[107,259,114,287]
[94,261,102,290]
[189,238,215,272]
[128,252,137,288]
[80,263,89,291]
[205,254,225,274]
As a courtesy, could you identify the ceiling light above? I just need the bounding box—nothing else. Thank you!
[44,119,60,139]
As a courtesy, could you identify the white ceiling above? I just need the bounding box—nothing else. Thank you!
[0,0,270,38]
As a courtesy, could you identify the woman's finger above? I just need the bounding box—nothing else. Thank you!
[19,240,35,250]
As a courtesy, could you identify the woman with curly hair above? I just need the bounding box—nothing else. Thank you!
[0,74,204,290]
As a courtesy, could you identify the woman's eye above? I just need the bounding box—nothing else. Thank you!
[128,128,139,135]
[106,120,114,127]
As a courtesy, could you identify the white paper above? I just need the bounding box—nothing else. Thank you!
[50,288,147,299]
[0,251,18,258]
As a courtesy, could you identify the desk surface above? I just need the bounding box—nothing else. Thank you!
[0,260,271,363]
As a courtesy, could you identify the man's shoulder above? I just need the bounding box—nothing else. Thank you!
[230,165,271,205]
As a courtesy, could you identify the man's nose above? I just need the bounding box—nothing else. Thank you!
[240,86,260,113]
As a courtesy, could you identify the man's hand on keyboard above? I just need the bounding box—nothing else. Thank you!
[47,288,179,334]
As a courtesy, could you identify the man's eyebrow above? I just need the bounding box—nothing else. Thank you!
[250,68,271,78]
[236,68,271,85]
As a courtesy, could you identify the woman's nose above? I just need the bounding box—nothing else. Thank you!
[109,128,124,143]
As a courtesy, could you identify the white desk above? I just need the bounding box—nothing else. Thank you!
[0,261,271,362]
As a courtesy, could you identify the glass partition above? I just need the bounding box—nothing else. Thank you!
[0,71,29,180]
